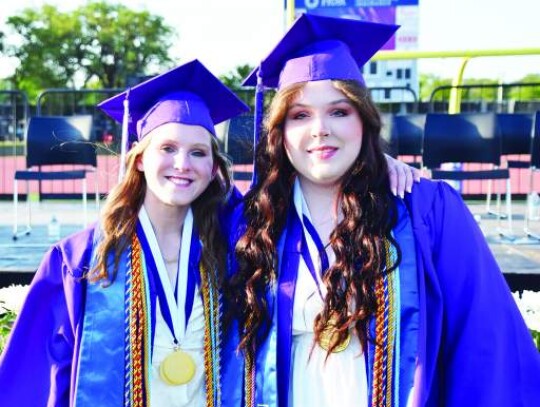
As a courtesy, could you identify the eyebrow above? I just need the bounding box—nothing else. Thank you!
[289,98,352,108]
[160,138,211,149]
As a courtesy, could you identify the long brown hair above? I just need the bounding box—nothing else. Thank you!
[232,80,401,352]
[91,133,233,290]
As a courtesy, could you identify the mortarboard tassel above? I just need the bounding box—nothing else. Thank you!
[251,67,265,188]
[118,89,131,182]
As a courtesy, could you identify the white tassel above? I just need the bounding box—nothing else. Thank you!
[118,90,131,182]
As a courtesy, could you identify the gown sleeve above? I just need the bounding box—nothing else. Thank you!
[409,180,540,406]
[0,229,92,407]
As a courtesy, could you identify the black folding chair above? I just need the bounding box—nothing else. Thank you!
[392,113,426,168]
[525,112,540,240]
[380,112,398,158]
[486,113,534,216]
[223,114,254,181]
[13,115,97,240]
[423,112,513,238]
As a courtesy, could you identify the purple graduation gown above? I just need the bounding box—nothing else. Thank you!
[0,188,246,407]
[0,227,93,406]
[222,179,540,407]
[407,180,540,405]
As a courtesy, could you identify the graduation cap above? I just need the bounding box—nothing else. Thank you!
[98,59,249,180]
[244,13,398,89]
[242,13,399,165]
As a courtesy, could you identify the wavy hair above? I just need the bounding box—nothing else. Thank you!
[232,80,401,353]
[91,133,233,290]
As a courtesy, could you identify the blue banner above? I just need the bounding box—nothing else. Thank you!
[292,0,418,9]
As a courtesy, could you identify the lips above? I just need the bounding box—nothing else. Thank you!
[166,175,193,186]
[308,145,338,159]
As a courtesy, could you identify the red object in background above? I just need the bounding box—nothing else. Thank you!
[103,132,114,145]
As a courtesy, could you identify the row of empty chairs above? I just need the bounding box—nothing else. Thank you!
[11,112,540,242]
[12,115,98,240]
[380,111,540,241]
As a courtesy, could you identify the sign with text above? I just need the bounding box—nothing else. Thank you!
[292,0,419,51]
[293,0,418,9]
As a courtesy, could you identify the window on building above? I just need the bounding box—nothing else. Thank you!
[384,89,391,100]
[405,68,411,79]
[386,70,393,77]
[396,69,403,79]
[369,62,377,75]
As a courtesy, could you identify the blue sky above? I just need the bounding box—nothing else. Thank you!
[1,0,539,82]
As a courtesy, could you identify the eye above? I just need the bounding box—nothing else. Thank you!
[289,111,309,120]
[161,144,176,153]
[331,108,349,117]
[191,149,209,157]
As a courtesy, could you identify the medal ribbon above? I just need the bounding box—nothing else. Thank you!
[301,214,329,298]
[137,208,200,346]
[293,181,330,298]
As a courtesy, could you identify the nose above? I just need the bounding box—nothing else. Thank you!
[311,115,330,138]
[173,151,191,172]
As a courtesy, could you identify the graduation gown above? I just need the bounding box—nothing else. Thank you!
[0,227,92,406]
[222,179,540,407]
[0,188,245,406]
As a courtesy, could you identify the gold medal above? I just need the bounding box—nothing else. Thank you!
[318,315,351,353]
[159,349,196,385]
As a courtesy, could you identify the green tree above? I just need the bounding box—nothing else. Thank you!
[219,64,253,90]
[508,74,540,100]
[4,1,175,99]
[419,73,452,101]
[220,64,255,107]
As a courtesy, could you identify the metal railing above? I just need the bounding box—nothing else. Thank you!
[369,86,419,113]
[429,82,540,113]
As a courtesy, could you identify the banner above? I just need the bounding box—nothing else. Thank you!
[293,1,419,9]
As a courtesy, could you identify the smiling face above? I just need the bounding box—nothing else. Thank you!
[283,80,363,189]
[137,122,215,213]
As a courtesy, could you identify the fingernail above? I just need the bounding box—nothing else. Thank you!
[392,188,397,196]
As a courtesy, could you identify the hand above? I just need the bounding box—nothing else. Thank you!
[384,153,422,198]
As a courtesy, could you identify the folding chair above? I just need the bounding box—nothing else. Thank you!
[379,112,398,158]
[392,113,426,169]
[524,111,540,240]
[423,112,513,238]
[13,115,97,240]
[224,114,254,182]
[486,113,534,216]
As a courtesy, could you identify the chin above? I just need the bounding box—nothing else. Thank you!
[308,174,341,187]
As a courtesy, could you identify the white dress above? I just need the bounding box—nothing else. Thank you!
[138,207,207,406]
[151,290,206,407]
[289,181,368,407]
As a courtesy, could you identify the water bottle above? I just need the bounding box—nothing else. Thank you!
[48,215,61,242]
[528,192,540,221]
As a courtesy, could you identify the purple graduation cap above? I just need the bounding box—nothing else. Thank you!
[243,13,398,156]
[98,59,249,180]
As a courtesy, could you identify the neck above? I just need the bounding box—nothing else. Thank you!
[298,177,341,242]
[299,177,339,218]
[143,200,189,238]
[143,202,188,281]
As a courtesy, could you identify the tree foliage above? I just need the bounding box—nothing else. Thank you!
[219,64,255,107]
[507,74,540,100]
[4,1,175,99]
[419,74,452,101]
